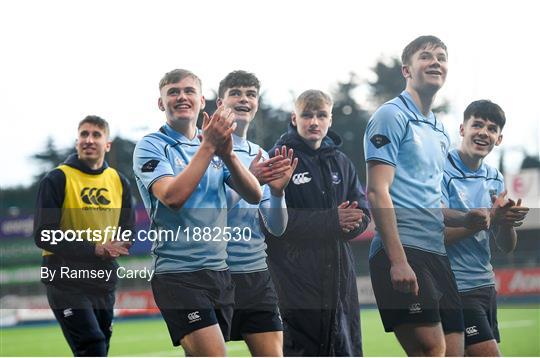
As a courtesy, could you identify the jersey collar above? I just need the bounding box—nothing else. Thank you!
[161,123,201,144]
[449,148,487,176]
[400,90,436,123]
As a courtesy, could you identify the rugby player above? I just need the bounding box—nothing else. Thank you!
[217,70,297,356]
[443,100,529,356]
[364,35,489,356]
[133,69,262,356]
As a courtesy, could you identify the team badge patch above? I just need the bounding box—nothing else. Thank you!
[370,134,390,149]
[331,171,341,184]
[142,159,159,173]
[210,156,224,169]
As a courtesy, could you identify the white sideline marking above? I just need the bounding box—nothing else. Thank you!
[498,320,535,329]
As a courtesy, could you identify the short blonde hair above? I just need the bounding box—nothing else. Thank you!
[294,90,333,112]
[159,69,202,91]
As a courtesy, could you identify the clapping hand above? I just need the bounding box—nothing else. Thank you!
[338,200,365,233]
[491,191,529,228]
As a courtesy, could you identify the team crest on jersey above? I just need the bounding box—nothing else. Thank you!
[175,156,186,168]
[210,156,224,169]
[440,141,446,154]
[331,172,341,184]
[489,189,497,197]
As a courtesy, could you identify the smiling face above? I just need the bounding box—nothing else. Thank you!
[217,86,259,125]
[158,76,205,127]
[460,116,503,161]
[76,123,111,167]
[403,44,448,94]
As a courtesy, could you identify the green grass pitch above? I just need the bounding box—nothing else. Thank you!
[1,307,538,356]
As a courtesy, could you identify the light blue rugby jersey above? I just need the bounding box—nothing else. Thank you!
[364,91,450,258]
[133,123,231,273]
[442,149,504,292]
[226,135,270,273]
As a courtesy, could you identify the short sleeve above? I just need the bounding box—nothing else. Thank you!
[260,183,271,203]
[260,149,271,202]
[223,158,231,183]
[133,135,174,191]
[364,104,408,166]
[498,171,505,193]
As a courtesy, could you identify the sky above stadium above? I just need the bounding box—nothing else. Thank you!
[1,0,539,187]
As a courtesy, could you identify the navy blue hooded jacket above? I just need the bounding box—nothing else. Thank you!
[263,125,370,356]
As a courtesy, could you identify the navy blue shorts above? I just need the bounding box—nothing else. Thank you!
[229,270,283,340]
[151,270,234,346]
[370,247,464,333]
[46,284,115,356]
[461,286,500,346]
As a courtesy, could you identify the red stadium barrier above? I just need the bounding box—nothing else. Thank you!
[115,290,160,316]
[495,268,540,296]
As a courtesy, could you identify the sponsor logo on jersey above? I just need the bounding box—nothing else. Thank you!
[466,326,479,336]
[80,187,111,206]
[63,308,73,318]
[408,302,422,314]
[187,311,201,323]
[292,172,312,185]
